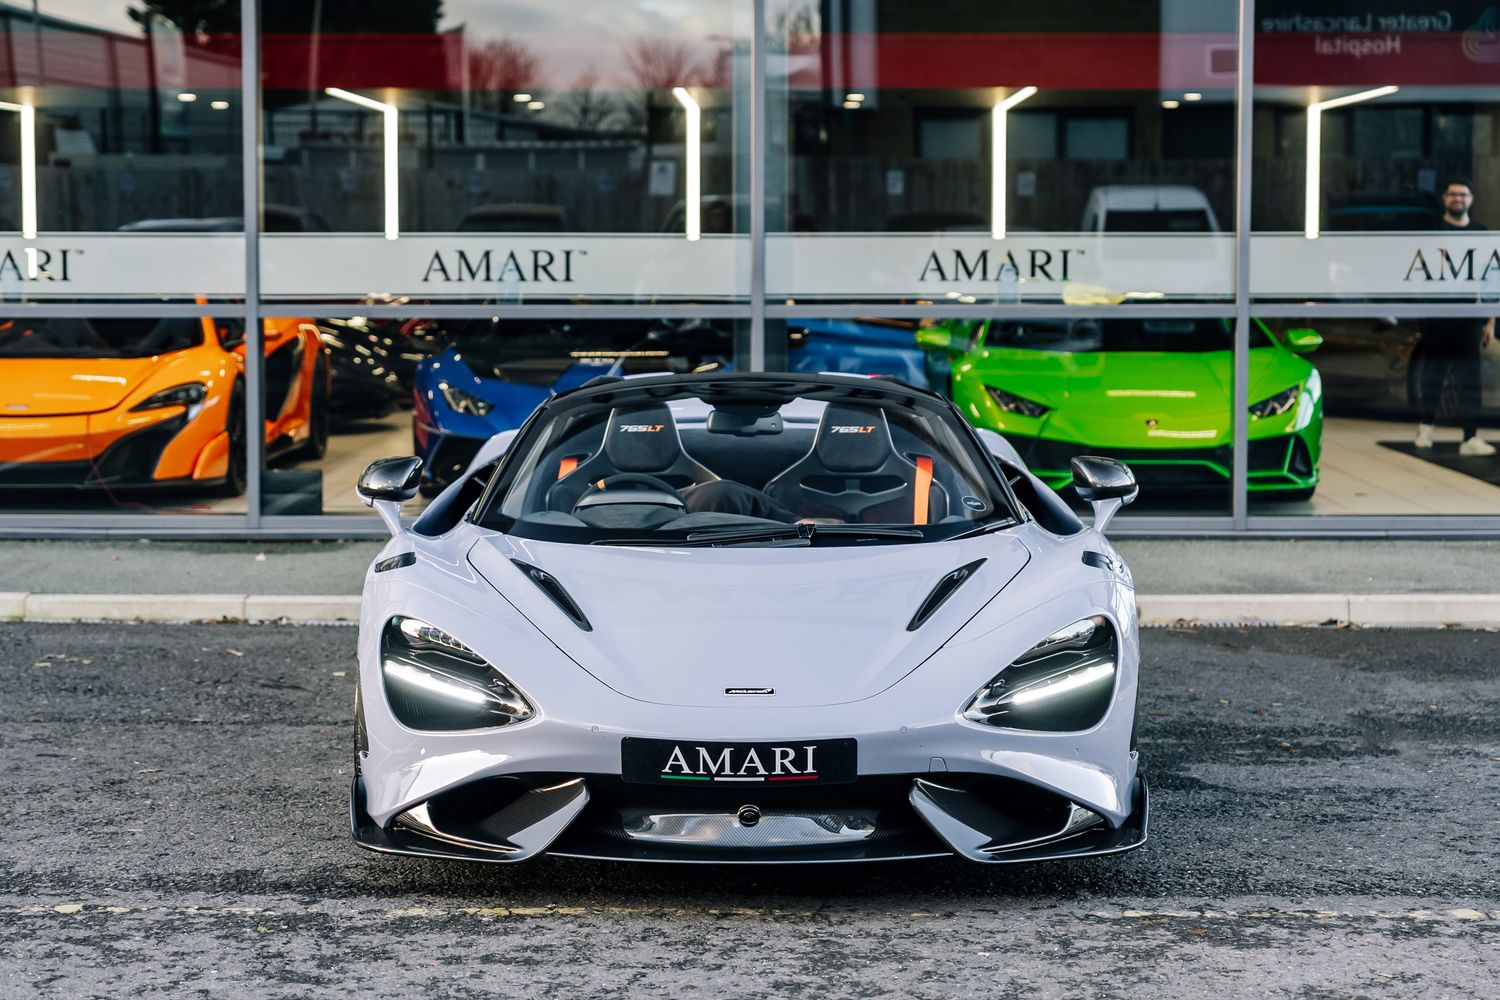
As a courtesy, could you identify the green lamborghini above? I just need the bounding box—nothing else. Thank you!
[921,317,1322,501]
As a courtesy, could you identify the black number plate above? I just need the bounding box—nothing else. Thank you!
[621,737,857,786]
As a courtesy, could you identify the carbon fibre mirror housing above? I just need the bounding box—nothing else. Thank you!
[1070,456,1137,534]
[1070,456,1137,503]
[358,456,423,537]
[358,456,423,503]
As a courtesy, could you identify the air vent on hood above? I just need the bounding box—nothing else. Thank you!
[906,559,986,632]
[510,559,593,632]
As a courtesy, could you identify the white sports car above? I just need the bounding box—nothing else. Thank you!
[351,371,1147,864]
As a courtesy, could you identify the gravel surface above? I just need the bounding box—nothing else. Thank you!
[2,623,1498,998]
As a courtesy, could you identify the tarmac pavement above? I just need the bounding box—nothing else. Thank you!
[2,622,1498,997]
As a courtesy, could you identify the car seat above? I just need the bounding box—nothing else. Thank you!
[764,403,948,523]
[547,402,718,511]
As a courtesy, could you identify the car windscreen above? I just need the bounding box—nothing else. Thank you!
[1103,209,1215,232]
[477,381,1016,546]
[0,317,205,358]
[982,318,1268,353]
[445,319,732,387]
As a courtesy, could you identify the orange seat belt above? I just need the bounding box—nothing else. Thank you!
[913,456,933,525]
[556,456,579,480]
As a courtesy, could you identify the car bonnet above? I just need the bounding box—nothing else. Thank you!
[467,532,1030,708]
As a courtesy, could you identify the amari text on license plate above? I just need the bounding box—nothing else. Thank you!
[621,737,857,785]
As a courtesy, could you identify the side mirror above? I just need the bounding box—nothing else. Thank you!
[915,325,954,351]
[357,455,423,536]
[1285,327,1323,353]
[1070,456,1137,534]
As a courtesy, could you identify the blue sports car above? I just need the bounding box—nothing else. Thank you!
[412,317,941,496]
[412,319,733,495]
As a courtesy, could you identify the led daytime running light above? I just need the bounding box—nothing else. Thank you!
[1249,385,1300,419]
[440,382,494,417]
[383,660,490,706]
[1009,663,1116,705]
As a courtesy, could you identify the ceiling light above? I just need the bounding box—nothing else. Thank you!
[846,93,865,102]
[210,100,229,110]
[513,93,532,103]
[177,92,197,103]
[527,101,544,110]
[842,101,861,110]
[1184,92,1203,101]
[1161,100,1180,109]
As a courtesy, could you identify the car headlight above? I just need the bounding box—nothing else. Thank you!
[1248,385,1299,420]
[985,385,1050,418]
[962,615,1117,731]
[131,383,206,415]
[439,382,493,417]
[380,615,533,731]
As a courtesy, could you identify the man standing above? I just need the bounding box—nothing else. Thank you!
[1413,179,1496,455]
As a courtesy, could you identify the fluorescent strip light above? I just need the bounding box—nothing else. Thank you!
[1304,85,1399,239]
[326,87,401,239]
[672,86,701,241]
[991,86,1037,239]
[0,101,37,240]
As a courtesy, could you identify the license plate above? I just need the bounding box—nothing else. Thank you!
[622,737,857,785]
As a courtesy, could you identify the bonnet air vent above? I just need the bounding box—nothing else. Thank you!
[510,559,593,632]
[906,558,987,632]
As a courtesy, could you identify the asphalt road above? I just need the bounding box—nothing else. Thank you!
[3,623,1498,998]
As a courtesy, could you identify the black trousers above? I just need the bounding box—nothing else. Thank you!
[1411,321,1484,439]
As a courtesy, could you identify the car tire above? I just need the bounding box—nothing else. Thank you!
[298,363,331,461]
[219,381,248,497]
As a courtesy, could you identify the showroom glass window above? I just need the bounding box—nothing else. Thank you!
[257,0,751,306]
[0,3,243,302]
[1252,2,1500,519]
[765,0,1239,304]
[0,5,246,519]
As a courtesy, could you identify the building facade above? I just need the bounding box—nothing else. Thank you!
[2,0,1499,537]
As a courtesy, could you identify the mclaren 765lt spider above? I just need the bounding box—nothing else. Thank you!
[0,316,328,495]
[352,371,1147,865]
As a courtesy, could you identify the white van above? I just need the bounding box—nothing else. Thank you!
[1079,185,1221,233]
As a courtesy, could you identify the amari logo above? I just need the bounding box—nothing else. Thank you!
[422,248,578,284]
[0,247,78,281]
[1404,247,1500,282]
[919,247,1076,283]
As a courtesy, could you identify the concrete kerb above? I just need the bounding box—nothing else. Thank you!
[4,592,1500,627]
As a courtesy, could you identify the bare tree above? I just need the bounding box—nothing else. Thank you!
[622,37,703,90]
[467,37,541,112]
[558,67,615,132]
[769,2,820,53]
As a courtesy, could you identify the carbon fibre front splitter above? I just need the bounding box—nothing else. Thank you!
[910,774,1149,863]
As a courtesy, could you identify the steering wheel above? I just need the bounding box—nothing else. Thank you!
[572,473,686,512]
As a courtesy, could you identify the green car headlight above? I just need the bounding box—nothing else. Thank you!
[1248,385,1299,420]
[380,615,533,731]
[439,382,494,417]
[963,616,1117,732]
[985,385,1050,418]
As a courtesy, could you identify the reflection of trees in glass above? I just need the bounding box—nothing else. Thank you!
[466,38,540,113]
[622,37,705,90]
[769,1,820,51]
[558,68,617,132]
[129,0,445,36]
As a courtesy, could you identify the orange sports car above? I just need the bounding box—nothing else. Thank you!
[0,316,329,495]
